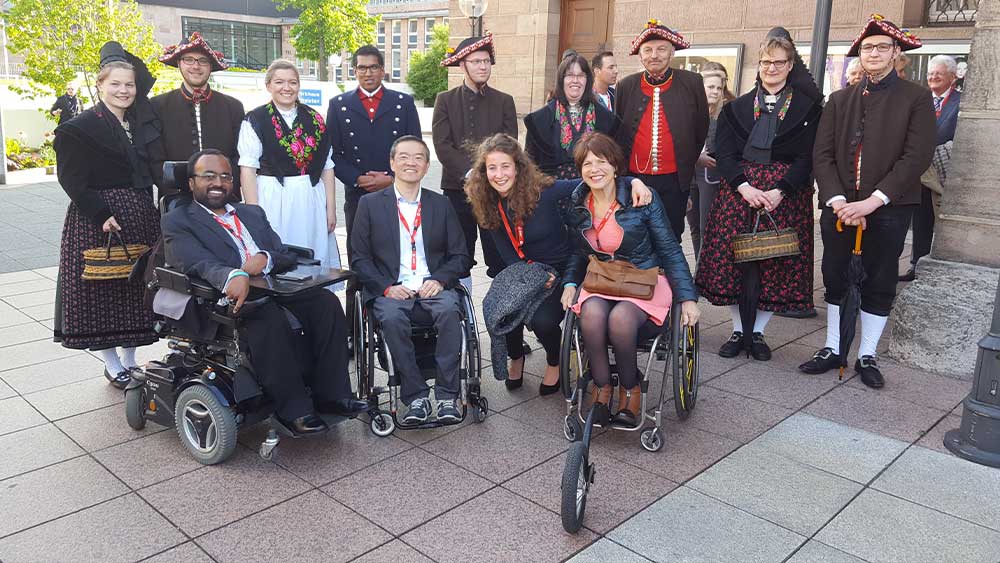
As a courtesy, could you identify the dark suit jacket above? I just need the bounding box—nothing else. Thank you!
[325,87,421,199]
[614,69,709,191]
[935,88,960,146]
[432,84,517,191]
[813,74,935,206]
[162,202,297,291]
[524,100,621,177]
[51,94,81,124]
[349,187,470,302]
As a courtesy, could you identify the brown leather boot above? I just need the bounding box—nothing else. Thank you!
[594,385,614,406]
[613,386,643,427]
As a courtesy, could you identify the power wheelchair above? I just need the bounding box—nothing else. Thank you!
[124,161,358,465]
[558,293,700,533]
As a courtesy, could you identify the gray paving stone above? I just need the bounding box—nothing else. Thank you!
[138,448,312,537]
[745,413,907,483]
[0,378,14,400]
[0,321,51,348]
[916,413,963,455]
[0,456,129,537]
[19,302,56,321]
[665,386,795,443]
[23,375,122,420]
[608,487,805,563]
[567,539,654,563]
[0,300,34,328]
[142,542,215,563]
[805,384,948,443]
[94,430,206,489]
[0,338,80,373]
[0,352,104,395]
[1,289,55,309]
[0,278,56,298]
[0,270,45,286]
[54,403,164,452]
[688,446,863,535]
[873,446,1000,532]
[0,396,47,436]
[351,540,434,563]
[787,541,868,563]
[817,489,1000,563]
[198,490,391,563]
[0,494,185,562]
[0,423,84,481]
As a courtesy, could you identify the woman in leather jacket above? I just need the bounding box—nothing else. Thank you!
[560,133,700,426]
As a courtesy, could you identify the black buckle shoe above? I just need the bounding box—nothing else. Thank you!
[750,332,772,361]
[798,347,841,374]
[855,356,885,388]
[898,266,916,282]
[719,332,744,358]
[103,368,131,390]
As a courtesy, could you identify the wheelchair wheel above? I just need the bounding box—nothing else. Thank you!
[559,310,586,400]
[561,441,592,533]
[370,411,395,437]
[473,397,488,423]
[672,320,700,420]
[563,414,582,442]
[640,427,664,452]
[124,386,146,431]
[174,385,238,465]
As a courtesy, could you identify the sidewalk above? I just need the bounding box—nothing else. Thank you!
[0,178,996,563]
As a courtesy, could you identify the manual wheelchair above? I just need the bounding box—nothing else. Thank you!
[558,296,700,533]
[353,286,487,436]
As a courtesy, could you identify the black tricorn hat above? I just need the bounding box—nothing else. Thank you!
[99,41,130,68]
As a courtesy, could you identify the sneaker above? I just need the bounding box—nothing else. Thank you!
[718,332,744,358]
[855,356,885,388]
[436,399,461,423]
[749,332,772,361]
[798,347,841,374]
[402,398,431,424]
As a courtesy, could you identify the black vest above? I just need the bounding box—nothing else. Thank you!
[247,103,330,185]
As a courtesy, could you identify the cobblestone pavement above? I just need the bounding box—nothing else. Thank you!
[0,170,996,563]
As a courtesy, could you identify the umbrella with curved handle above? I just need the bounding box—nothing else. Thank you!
[835,219,866,380]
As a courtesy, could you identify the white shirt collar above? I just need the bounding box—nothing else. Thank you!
[196,201,237,217]
[393,185,422,204]
[359,85,383,98]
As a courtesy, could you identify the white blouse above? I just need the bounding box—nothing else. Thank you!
[237,105,334,171]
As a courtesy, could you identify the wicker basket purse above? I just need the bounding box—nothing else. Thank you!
[82,231,150,281]
[732,209,800,263]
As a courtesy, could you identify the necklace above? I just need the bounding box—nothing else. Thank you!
[120,119,132,142]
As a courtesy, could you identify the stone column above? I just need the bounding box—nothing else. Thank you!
[889,0,1000,378]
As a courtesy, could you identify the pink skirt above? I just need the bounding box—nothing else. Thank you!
[572,274,673,326]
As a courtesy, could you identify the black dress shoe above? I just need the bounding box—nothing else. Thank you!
[611,409,639,427]
[103,368,131,389]
[899,266,916,282]
[278,414,329,435]
[539,381,560,396]
[776,308,818,319]
[718,332,744,358]
[798,347,842,374]
[505,377,524,390]
[749,333,772,361]
[315,398,369,416]
[855,356,885,388]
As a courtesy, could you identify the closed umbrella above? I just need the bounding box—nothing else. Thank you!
[836,220,865,379]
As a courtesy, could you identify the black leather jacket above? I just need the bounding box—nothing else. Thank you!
[561,177,698,303]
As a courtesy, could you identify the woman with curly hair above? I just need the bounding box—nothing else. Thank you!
[466,133,651,393]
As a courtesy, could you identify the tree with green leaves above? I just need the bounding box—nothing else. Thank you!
[277,0,378,82]
[406,23,449,106]
[4,0,161,119]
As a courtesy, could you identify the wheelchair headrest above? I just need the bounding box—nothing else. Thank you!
[162,161,190,193]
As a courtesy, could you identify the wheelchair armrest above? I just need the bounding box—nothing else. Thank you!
[285,245,321,266]
[154,267,220,300]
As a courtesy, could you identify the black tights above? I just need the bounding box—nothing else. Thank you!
[578,297,654,389]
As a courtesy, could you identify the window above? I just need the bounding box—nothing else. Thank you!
[408,20,418,47]
[377,21,385,47]
[392,49,401,80]
[669,45,744,95]
[392,20,401,46]
[425,18,435,45]
[335,66,343,82]
[182,17,280,70]
[347,53,355,79]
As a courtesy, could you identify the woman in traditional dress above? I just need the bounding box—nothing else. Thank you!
[238,59,342,282]
[695,34,822,361]
[524,55,620,179]
[686,64,730,259]
[53,42,161,388]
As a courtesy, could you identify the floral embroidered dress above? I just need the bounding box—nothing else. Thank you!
[238,102,343,287]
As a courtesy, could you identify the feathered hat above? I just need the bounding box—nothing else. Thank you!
[629,19,690,55]
[159,32,228,72]
[847,14,922,57]
[440,32,496,67]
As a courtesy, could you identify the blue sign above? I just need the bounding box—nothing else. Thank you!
[300,88,323,106]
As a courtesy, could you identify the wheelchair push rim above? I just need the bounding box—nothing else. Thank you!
[672,317,700,419]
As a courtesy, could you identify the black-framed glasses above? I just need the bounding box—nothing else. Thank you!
[355,64,383,74]
[180,56,212,66]
[758,59,790,70]
[193,172,234,183]
[859,43,895,54]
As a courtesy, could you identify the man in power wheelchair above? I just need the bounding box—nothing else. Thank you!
[135,149,366,464]
[350,136,479,429]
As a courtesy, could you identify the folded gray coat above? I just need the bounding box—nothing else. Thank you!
[482,261,559,381]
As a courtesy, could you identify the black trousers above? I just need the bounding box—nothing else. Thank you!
[634,172,686,243]
[240,289,352,419]
[444,189,503,278]
[505,289,564,367]
[820,205,915,316]
[909,186,935,266]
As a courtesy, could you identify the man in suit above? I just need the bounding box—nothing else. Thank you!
[50,85,81,124]
[901,54,962,281]
[614,19,709,242]
[592,51,618,110]
[162,149,367,435]
[350,136,470,425]
[432,32,517,283]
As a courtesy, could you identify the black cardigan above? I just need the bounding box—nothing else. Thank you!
[524,100,620,177]
[714,86,822,194]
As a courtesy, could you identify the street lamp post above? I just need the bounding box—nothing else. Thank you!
[458,0,488,37]
[808,0,833,94]
[945,278,1000,467]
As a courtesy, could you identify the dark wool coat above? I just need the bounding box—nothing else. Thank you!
[483,260,558,380]
[432,84,517,191]
[523,100,621,178]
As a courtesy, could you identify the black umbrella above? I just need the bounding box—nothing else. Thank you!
[837,221,866,379]
[738,208,762,357]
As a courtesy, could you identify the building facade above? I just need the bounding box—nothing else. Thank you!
[445,0,979,115]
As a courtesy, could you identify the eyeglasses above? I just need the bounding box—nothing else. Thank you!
[564,73,588,82]
[464,58,492,67]
[193,172,234,183]
[758,59,790,70]
[180,56,212,66]
[859,43,895,54]
[394,153,428,164]
[355,64,383,74]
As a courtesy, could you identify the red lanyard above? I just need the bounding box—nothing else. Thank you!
[497,201,526,261]
[212,212,251,261]
[588,194,618,251]
[935,88,953,118]
[397,201,422,271]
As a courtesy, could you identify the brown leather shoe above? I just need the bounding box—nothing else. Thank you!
[594,384,614,406]
[613,386,643,427]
